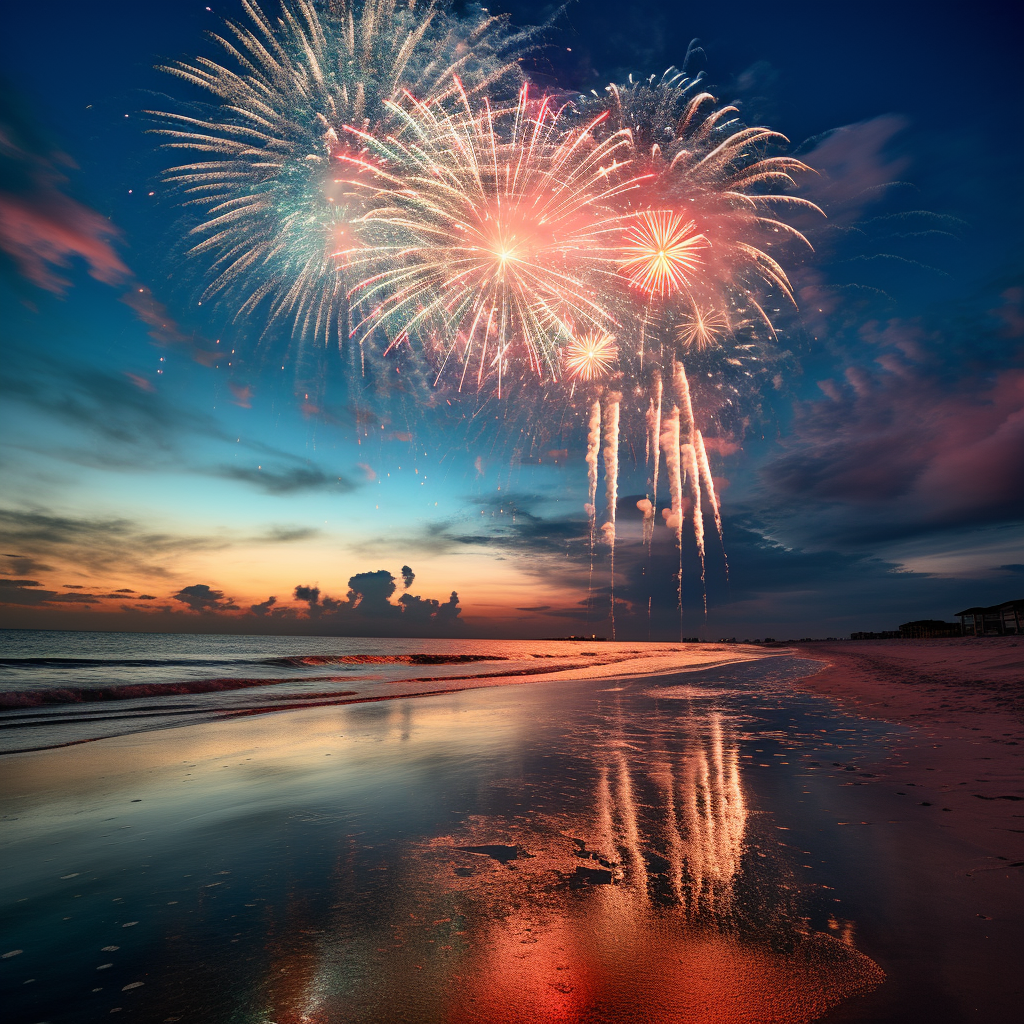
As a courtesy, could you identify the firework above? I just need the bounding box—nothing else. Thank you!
[601,395,621,637]
[567,69,819,630]
[563,331,618,381]
[150,0,528,354]
[617,211,707,298]
[676,303,729,351]
[590,68,820,349]
[342,83,643,392]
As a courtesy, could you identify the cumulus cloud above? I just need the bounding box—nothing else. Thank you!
[287,569,462,633]
[250,595,277,616]
[172,583,239,613]
[401,565,415,590]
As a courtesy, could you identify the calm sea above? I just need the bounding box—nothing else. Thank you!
[0,629,689,754]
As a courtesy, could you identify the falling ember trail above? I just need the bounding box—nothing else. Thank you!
[602,396,621,639]
[682,440,706,613]
[660,407,683,638]
[584,398,601,623]
[695,430,728,578]
[585,399,602,546]
[643,371,662,547]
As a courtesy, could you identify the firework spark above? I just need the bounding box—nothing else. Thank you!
[617,211,707,298]
[676,303,729,351]
[564,332,619,381]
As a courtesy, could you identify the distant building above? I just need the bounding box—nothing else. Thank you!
[899,619,962,639]
[850,630,901,640]
[956,599,1024,636]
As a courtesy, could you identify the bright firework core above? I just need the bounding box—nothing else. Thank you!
[618,211,708,298]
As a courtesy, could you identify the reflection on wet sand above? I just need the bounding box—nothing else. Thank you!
[251,702,882,1023]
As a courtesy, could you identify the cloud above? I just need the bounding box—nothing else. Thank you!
[0,578,57,605]
[2,348,348,495]
[401,565,415,590]
[213,465,357,495]
[764,316,1024,543]
[0,578,104,606]
[286,569,463,633]
[293,584,320,606]
[0,86,128,293]
[119,285,217,365]
[0,506,230,578]
[254,526,321,544]
[172,583,238,613]
[250,595,277,616]
[1,552,54,575]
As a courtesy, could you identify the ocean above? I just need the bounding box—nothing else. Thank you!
[0,629,707,754]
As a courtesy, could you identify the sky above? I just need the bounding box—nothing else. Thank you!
[0,0,1021,640]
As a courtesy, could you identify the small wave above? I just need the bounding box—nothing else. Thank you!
[0,676,337,707]
[0,657,257,668]
[268,654,505,667]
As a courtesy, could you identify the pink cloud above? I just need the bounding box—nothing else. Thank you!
[0,192,128,293]
[770,318,1024,530]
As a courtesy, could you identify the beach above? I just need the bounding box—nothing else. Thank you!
[1,637,1021,1023]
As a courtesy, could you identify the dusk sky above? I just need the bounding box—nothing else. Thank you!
[1,0,1021,640]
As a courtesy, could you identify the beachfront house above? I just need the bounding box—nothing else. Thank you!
[898,619,962,639]
[955,599,1024,636]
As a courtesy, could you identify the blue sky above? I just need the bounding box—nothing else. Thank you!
[0,0,1020,639]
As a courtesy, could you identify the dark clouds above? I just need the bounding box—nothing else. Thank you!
[1,552,54,575]
[2,348,360,495]
[764,296,1024,546]
[213,465,357,495]
[0,507,318,580]
[286,569,463,634]
[172,583,238,612]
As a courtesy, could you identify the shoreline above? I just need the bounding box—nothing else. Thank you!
[790,638,1024,870]
[0,645,779,757]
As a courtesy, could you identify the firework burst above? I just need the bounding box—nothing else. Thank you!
[342,83,643,392]
[617,211,707,298]
[563,331,619,381]
[149,0,528,354]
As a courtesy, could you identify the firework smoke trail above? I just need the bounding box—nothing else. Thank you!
[642,370,663,546]
[695,429,728,577]
[584,397,602,623]
[660,407,683,635]
[585,399,602,547]
[672,360,706,606]
[681,439,706,612]
[601,396,621,638]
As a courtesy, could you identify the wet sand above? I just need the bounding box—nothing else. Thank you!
[1,646,1022,1023]
[789,638,1024,1023]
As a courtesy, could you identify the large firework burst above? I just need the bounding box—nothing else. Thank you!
[342,83,643,392]
[588,68,822,355]
[149,0,528,353]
